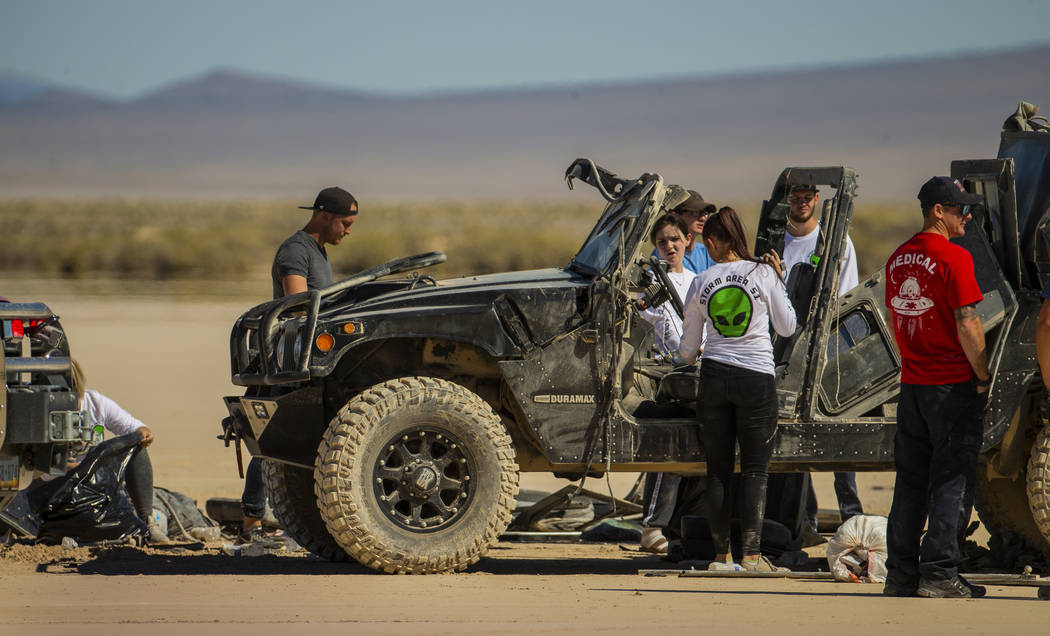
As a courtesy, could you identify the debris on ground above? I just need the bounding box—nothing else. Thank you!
[963,531,1050,574]
[580,519,642,543]
[825,515,888,583]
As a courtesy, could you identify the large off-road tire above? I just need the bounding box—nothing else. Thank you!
[974,447,1050,561]
[1026,426,1050,556]
[262,459,350,562]
[314,377,519,574]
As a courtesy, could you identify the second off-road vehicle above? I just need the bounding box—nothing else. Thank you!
[221,109,1050,573]
[2,303,96,516]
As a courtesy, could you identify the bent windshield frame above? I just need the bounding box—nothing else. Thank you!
[569,181,656,276]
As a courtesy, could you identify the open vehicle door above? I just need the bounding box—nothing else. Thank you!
[950,159,1024,448]
[754,167,901,422]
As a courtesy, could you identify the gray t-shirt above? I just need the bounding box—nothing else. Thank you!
[271,230,333,299]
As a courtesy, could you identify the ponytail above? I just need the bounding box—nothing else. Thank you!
[702,206,757,262]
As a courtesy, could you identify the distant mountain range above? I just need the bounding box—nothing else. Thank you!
[3,45,1049,201]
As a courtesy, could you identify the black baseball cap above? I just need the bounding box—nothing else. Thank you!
[917,177,983,209]
[299,186,358,215]
[673,190,716,215]
[790,184,817,193]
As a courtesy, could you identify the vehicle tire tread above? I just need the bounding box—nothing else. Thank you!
[314,376,518,574]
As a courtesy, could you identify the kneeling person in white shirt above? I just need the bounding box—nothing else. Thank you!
[70,358,167,544]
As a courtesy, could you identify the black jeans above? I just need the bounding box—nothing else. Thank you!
[125,448,155,522]
[241,457,267,519]
[698,359,778,556]
[805,471,864,528]
[887,381,984,582]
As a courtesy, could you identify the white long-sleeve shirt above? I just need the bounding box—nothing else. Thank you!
[81,390,146,437]
[640,268,695,358]
[679,260,797,376]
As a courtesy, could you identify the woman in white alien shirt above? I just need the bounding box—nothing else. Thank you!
[678,206,797,572]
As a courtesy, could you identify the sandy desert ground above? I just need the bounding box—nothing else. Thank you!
[1,290,1047,635]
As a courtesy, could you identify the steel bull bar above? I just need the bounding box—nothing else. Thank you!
[230,251,446,386]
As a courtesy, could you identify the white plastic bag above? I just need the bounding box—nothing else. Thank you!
[826,514,888,583]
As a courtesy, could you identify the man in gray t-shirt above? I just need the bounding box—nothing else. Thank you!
[270,186,359,299]
[242,185,359,542]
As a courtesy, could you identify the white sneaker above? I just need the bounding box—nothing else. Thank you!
[639,527,668,553]
[740,555,788,572]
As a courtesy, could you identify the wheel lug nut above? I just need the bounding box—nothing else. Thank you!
[402,435,408,441]
[379,460,385,466]
[388,445,395,451]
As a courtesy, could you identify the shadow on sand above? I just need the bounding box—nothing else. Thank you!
[41,544,679,577]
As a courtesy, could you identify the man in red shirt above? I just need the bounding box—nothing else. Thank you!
[883,177,991,598]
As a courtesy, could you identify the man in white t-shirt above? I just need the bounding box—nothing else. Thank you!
[771,184,864,536]
[781,184,859,293]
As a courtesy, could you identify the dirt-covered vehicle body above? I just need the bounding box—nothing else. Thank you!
[223,117,1050,572]
[1,303,93,511]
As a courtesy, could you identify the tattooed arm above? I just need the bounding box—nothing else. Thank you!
[954,303,990,391]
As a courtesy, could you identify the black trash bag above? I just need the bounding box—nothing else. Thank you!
[0,488,39,537]
[26,432,147,544]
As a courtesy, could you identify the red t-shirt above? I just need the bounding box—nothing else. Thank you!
[884,232,983,385]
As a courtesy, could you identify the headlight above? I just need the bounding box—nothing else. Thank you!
[274,324,302,369]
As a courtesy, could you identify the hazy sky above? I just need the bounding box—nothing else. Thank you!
[3,0,1049,98]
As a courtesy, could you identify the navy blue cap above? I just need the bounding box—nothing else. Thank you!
[918,177,982,208]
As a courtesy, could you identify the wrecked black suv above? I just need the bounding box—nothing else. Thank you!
[2,303,95,514]
[222,113,1050,573]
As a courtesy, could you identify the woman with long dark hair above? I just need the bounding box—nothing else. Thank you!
[678,207,796,571]
[640,213,697,360]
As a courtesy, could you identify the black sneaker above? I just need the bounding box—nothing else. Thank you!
[917,575,984,598]
[236,527,270,545]
[882,576,919,597]
[957,575,987,598]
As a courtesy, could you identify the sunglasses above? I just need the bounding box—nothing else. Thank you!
[788,194,816,205]
[944,204,972,217]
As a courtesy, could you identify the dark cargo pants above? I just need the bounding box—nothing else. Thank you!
[641,472,681,529]
[887,381,984,582]
[241,457,266,519]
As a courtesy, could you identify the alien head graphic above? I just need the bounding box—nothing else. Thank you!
[709,285,753,337]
